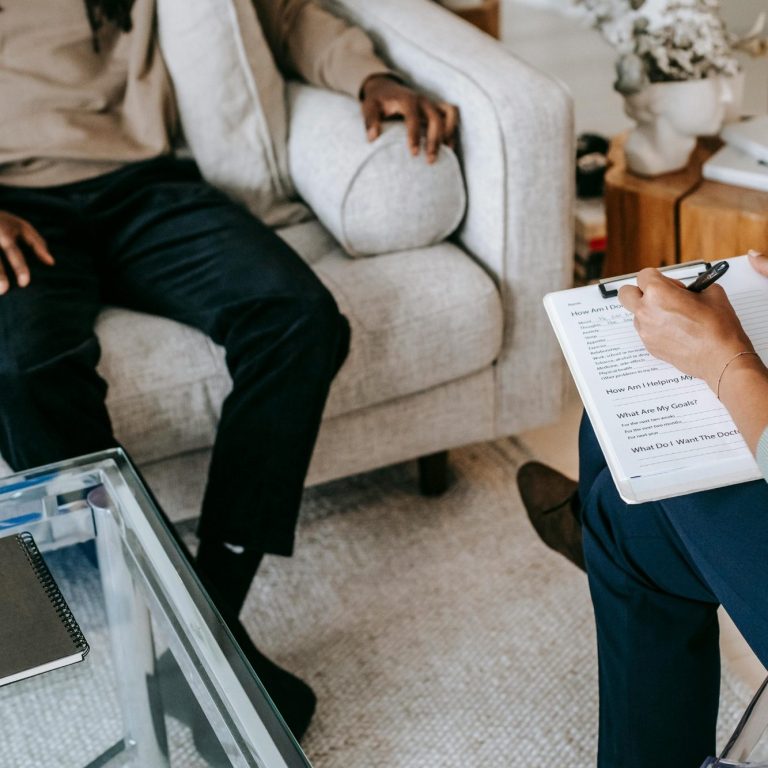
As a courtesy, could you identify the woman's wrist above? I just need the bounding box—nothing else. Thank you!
[702,341,759,393]
[715,353,768,453]
[712,351,763,399]
[712,352,767,401]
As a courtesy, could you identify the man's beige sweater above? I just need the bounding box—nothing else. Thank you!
[0,0,389,187]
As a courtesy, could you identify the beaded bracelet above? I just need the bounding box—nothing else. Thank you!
[716,351,760,400]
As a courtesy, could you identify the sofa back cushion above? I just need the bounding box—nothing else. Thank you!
[156,0,307,227]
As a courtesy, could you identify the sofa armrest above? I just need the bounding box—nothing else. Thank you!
[287,83,466,257]
[323,0,574,435]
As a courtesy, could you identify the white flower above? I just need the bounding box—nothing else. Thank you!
[575,0,740,88]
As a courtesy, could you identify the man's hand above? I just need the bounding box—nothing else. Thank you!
[618,267,754,391]
[360,75,459,164]
[0,212,54,294]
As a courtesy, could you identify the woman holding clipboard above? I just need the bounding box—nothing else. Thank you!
[519,249,768,768]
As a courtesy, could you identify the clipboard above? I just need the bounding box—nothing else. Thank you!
[544,255,765,503]
[598,260,711,298]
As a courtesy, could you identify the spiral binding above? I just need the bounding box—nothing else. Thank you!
[16,532,90,659]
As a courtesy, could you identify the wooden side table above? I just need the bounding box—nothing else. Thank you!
[680,181,768,263]
[605,134,768,277]
[604,136,720,276]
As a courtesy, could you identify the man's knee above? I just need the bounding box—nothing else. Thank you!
[272,283,349,367]
[298,281,342,329]
[306,287,350,368]
[291,287,350,382]
[229,282,350,381]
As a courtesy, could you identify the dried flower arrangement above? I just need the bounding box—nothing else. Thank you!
[576,0,766,94]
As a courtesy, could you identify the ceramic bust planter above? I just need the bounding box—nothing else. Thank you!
[622,72,744,177]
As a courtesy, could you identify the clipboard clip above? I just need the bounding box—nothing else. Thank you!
[598,261,711,299]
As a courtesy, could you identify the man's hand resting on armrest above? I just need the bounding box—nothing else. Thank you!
[360,75,459,165]
[0,212,55,294]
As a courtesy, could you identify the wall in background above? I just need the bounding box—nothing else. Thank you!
[723,0,768,115]
[502,0,768,126]
[722,0,768,32]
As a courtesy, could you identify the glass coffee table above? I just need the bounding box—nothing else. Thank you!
[0,449,311,768]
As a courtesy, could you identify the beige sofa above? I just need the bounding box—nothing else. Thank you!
[1,0,574,525]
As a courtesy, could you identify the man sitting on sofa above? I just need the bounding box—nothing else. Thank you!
[0,0,457,738]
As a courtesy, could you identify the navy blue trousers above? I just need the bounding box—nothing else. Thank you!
[0,157,349,556]
[578,413,768,767]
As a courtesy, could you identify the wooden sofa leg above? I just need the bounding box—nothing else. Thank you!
[418,451,449,496]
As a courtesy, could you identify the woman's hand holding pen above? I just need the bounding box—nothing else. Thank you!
[618,267,754,391]
[618,251,768,452]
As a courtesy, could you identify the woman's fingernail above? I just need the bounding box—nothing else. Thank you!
[748,249,764,258]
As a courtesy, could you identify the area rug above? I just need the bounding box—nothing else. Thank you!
[239,438,758,767]
[0,438,759,767]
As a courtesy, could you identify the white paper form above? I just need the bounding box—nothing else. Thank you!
[544,256,768,503]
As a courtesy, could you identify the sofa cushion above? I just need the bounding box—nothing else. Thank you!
[156,0,307,227]
[280,221,503,418]
[288,84,466,257]
[96,221,503,463]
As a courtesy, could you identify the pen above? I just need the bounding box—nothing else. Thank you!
[687,261,729,293]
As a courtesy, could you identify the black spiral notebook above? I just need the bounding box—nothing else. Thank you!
[0,532,89,687]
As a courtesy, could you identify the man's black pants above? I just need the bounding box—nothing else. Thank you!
[0,157,350,556]
[579,414,768,768]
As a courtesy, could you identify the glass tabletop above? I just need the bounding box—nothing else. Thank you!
[0,449,311,768]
